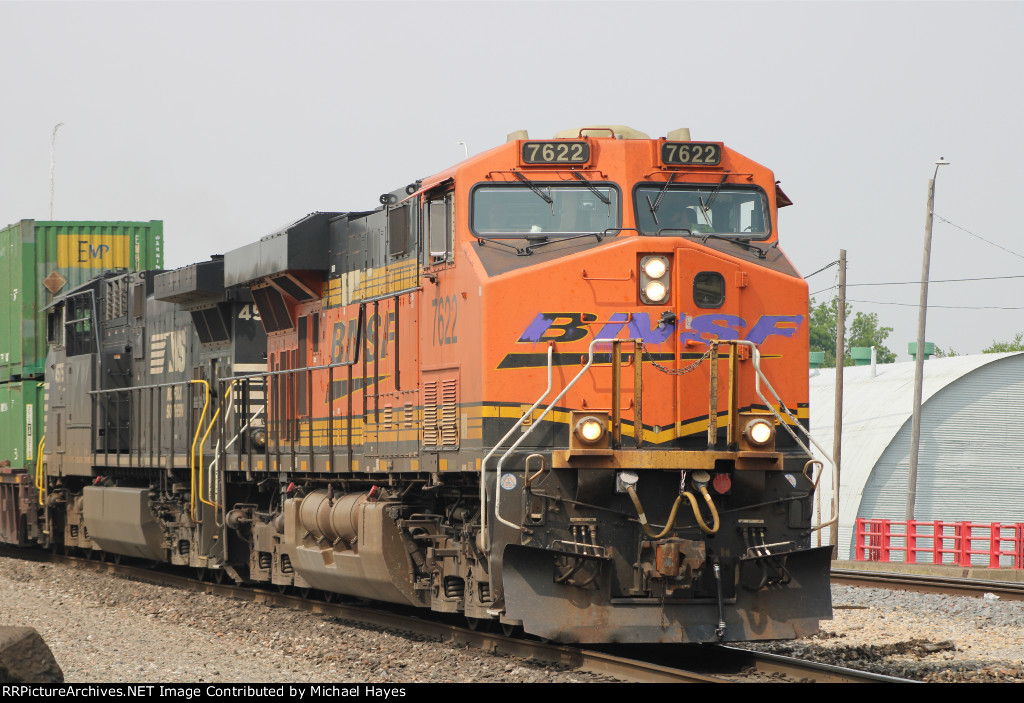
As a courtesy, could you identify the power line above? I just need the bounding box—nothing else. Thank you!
[811,273,1024,297]
[848,273,1024,287]
[935,214,1024,260]
[847,298,1024,310]
[804,260,839,279]
[808,218,1021,291]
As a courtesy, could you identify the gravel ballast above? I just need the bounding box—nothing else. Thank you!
[3,555,1023,682]
[743,583,1024,682]
[0,557,617,683]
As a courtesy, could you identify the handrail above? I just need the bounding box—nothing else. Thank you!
[35,435,46,506]
[219,405,265,453]
[197,380,237,511]
[493,337,620,534]
[479,344,553,550]
[189,379,210,522]
[731,340,838,534]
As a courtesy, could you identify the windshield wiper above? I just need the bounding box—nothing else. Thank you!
[473,235,524,255]
[570,171,611,205]
[700,233,766,259]
[522,231,606,255]
[474,230,606,257]
[646,172,677,224]
[698,174,729,220]
[513,171,553,205]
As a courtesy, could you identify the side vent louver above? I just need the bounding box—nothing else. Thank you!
[423,381,439,447]
[441,378,458,447]
[423,373,459,449]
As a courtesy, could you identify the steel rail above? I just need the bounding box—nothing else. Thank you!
[832,567,1024,601]
[714,646,918,683]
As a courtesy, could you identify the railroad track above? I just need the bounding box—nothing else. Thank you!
[832,567,1024,601]
[2,547,912,683]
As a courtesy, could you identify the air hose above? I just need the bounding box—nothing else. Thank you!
[626,476,720,537]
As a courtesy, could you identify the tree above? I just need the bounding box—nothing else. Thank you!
[847,311,896,363]
[808,298,896,367]
[982,332,1024,353]
[808,297,841,367]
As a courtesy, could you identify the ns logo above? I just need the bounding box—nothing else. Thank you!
[149,330,188,374]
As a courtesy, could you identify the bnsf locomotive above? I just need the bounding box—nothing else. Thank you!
[19,126,832,643]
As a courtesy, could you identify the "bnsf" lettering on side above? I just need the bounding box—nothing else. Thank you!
[515,311,802,346]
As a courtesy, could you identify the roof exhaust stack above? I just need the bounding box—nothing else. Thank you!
[507,130,529,142]
[553,125,650,139]
[667,128,691,141]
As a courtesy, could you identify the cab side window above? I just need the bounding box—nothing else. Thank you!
[423,193,454,265]
[65,296,96,356]
[388,203,413,259]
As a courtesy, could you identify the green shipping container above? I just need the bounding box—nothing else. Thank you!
[0,379,44,470]
[0,219,164,382]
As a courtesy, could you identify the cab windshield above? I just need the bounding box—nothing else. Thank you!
[471,183,619,238]
[634,185,770,239]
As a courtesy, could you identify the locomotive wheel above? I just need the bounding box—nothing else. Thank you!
[277,584,289,594]
[195,567,208,582]
[465,617,493,632]
[501,623,520,638]
[298,587,312,599]
[213,570,226,584]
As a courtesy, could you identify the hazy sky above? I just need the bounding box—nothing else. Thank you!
[2,0,1022,354]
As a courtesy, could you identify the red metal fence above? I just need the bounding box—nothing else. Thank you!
[854,518,1024,569]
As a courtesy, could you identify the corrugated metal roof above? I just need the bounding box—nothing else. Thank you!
[808,352,1024,556]
[859,355,1024,566]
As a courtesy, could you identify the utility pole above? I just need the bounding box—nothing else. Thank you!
[831,249,846,555]
[907,159,950,521]
[49,122,65,219]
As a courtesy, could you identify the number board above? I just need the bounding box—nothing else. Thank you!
[520,141,590,165]
[661,142,722,166]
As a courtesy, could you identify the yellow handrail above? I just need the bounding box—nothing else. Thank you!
[189,380,210,521]
[35,435,46,506]
[197,380,237,511]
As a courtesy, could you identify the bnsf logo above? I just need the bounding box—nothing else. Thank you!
[516,312,803,346]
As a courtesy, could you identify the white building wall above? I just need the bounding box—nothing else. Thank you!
[807,352,1024,561]
[858,355,1024,564]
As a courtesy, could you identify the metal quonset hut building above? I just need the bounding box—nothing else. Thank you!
[809,352,1024,562]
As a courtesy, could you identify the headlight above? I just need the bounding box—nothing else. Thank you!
[743,419,774,447]
[644,280,668,302]
[250,427,268,450]
[643,258,667,279]
[574,416,606,444]
[639,255,670,305]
